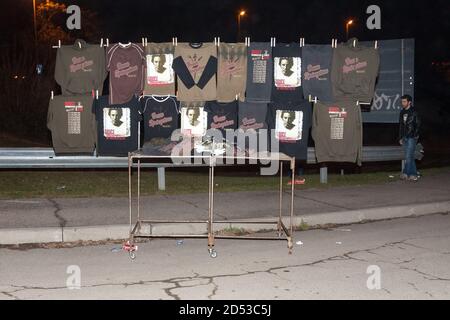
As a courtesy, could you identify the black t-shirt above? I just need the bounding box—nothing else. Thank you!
[141,95,180,142]
[92,95,140,156]
[204,100,238,139]
[238,101,268,131]
[267,100,312,160]
[272,44,304,103]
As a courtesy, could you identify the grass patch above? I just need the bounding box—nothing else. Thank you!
[296,219,310,231]
[0,166,448,199]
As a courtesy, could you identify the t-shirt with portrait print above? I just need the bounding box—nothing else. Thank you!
[267,100,312,160]
[272,43,304,103]
[92,95,141,156]
[144,43,176,96]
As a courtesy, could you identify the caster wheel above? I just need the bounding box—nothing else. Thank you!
[208,248,217,258]
[129,250,136,260]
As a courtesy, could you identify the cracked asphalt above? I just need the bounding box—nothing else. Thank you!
[0,214,449,299]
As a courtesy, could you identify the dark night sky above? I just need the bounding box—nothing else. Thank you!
[1,0,449,46]
[1,0,449,75]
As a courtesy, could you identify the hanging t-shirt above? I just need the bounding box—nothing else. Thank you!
[267,100,312,160]
[302,44,334,103]
[55,39,107,95]
[47,94,96,155]
[330,38,380,103]
[238,102,268,132]
[245,42,273,103]
[237,102,268,154]
[272,43,303,103]
[179,102,208,137]
[144,42,176,96]
[311,100,363,165]
[92,95,140,156]
[173,43,217,102]
[106,43,145,105]
[216,43,247,102]
[204,101,238,139]
[141,95,179,142]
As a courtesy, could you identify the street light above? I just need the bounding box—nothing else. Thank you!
[346,19,354,40]
[237,10,246,41]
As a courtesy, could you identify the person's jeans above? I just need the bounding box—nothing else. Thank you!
[402,137,418,177]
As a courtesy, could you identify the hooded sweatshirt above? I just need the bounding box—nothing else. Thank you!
[331,38,380,103]
[54,39,107,95]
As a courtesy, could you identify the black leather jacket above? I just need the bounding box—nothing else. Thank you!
[398,106,420,140]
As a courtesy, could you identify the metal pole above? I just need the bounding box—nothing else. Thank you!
[238,14,241,41]
[137,159,141,221]
[128,154,132,233]
[278,161,283,233]
[320,166,328,184]
[32,0,38,64]
[157,167,166,191]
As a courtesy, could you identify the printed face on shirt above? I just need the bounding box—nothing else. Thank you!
[146,54,174,85]
[152,55,166,74]
[281,111,296,130]
[275,110,303,141]
[103,108,130,139]
[274,57,301,88]
[187,107,200,127]
[181,107,207,137]
[279,58,294,77]
[108,108,123,127]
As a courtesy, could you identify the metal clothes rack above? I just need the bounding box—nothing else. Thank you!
[127,150,296,259]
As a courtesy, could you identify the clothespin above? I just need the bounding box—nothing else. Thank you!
[172,37,178,46]
[100,38,103,47]
[78,40,82,49]
[353,39,356,48]
[331,39,338,48]
[245,37,250,47]
[105,38,109,47]
[356,100,371,106]
[52,40,61,49]
[51,91,54,100]
[374,40,378,49]
[270,37,276,47]
[141,37,148,47]
[308,95,317,103]
[95,90,99,100]
[299,37,305,47]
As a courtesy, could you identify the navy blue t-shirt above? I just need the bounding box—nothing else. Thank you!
[267,100,312,160]
[92,95,140,156]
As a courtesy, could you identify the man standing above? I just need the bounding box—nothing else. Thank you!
[398,95,420,181]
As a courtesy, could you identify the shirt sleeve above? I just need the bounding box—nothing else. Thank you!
[196,56,217,89]
[172,56,196,89]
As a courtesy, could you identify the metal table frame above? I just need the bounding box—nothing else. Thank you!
[127,151,296,259]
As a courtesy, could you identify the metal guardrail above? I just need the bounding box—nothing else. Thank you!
[0,144,423,187]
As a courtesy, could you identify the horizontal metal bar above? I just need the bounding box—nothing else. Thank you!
[0,145,423,168]
[132,234,209,239]
[138,220,208,224]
